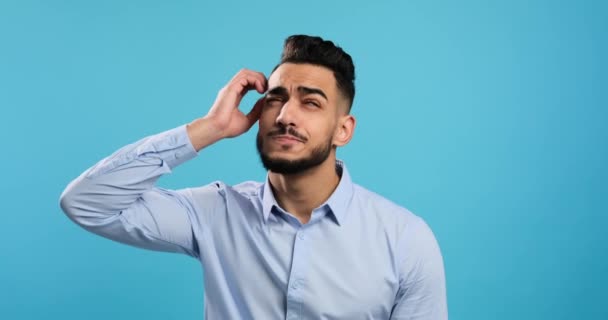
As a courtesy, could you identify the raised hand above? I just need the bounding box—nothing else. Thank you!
[187,69,268,151]
[205,69,268,139]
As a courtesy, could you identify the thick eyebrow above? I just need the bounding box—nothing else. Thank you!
[266,86,288,97]
[265,86,328,101]
[298,86,327,101]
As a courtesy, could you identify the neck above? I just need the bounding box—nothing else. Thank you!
[268,156,340,224]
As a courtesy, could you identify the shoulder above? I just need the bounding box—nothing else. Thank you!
[351,183,437,250]
[187,180,263,200]
[179,180,264,220]
[232,180,264,199]
[351,183,420,227]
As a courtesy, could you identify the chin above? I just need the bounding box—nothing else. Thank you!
[256,133,333,174]
[271,150,302,160]
[263,152,302,162]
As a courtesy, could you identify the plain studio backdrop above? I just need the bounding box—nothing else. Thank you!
[1,0,606,319]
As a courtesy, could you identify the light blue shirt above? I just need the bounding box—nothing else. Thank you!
[59,124,447,320]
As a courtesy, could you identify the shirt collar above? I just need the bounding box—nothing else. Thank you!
[261,160,354,226]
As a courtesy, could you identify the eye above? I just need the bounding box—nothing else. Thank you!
[265,97,284,106]
[304,100,320,108]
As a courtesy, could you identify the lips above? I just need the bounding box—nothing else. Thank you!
[271,135,304,143]
[267,127,307,143]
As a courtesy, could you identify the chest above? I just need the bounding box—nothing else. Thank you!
[295,224,399,318]
[206,215,399,319]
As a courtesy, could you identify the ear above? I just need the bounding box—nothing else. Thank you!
[333,114,356,147]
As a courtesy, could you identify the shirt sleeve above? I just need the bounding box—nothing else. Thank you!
[59,123,204,258]
[389,217,448,320]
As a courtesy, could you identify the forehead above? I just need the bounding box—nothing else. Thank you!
[268,63,337,96]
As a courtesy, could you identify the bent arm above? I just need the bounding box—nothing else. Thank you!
[59,124,202,257]
[59,68,268,258]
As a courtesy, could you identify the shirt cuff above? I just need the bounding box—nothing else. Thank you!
[143,123,199,169]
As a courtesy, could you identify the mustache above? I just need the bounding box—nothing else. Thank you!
[267,126,308,142]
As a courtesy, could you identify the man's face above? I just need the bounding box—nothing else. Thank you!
[256,63,346,175]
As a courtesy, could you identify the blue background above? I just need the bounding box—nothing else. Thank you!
[1,0,606,319]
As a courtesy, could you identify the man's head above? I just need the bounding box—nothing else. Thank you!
[256,35,356,175]
[274,35,356,110]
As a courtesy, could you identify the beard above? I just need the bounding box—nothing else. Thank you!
[256,129,333,175]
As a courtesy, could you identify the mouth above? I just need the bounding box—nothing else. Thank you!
[271,135,304,144]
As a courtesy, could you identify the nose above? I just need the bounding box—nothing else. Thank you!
[275,99,298,127]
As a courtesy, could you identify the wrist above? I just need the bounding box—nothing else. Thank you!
[186,117,225,151]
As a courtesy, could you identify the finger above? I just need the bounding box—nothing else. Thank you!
[238,69,266,84]
[233,69,267,93]
[250,71,268,93]
[230,74,262,97]
[245,72,267,94]
[246,97,265,128]
[229,68,253,82]
[255,79,265,94]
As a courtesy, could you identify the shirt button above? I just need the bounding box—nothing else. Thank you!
[298,232,304,240]
[291,279,301,289]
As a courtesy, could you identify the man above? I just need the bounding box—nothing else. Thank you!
[60,35,447,319]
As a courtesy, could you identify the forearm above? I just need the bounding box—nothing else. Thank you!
[186,117,225,152]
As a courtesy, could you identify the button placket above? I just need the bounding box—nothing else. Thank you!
[286,227,309,319]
